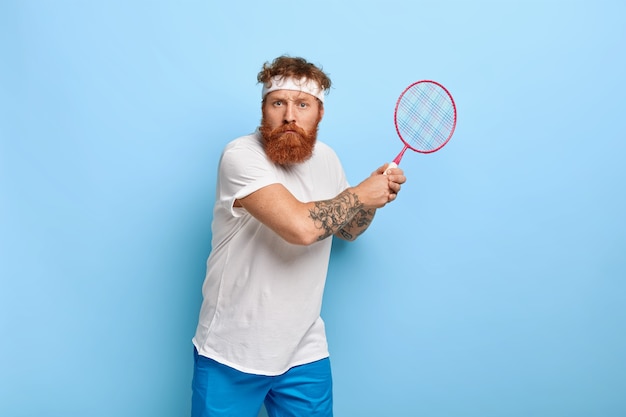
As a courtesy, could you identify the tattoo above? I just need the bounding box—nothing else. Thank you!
[341,208,375,240]
[309,190,364,241]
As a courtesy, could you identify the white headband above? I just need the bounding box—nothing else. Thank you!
[261,76,325,103]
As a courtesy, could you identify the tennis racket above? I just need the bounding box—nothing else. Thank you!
[385,80,457,172]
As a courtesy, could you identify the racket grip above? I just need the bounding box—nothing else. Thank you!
[384,162,398,175]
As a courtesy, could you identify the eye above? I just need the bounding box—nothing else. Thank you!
[273,100,283,107]
[298,102,308,108]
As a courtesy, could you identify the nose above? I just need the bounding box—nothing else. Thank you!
[283,103,296,124]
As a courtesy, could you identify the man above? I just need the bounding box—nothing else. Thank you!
[192,56,406,417]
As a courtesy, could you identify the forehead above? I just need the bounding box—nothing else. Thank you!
[265,89,318,102]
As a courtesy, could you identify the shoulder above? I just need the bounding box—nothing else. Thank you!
[223,132,264,155]
[218,132,278,187]
[312,140,343,167]
[312,140,339,159]
[220,132,266,166]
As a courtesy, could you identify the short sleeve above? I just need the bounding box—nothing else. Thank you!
[217,135,279,218]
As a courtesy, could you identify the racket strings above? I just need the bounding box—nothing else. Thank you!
[396,83,455,152]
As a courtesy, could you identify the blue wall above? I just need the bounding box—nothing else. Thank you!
[1,1,625,416]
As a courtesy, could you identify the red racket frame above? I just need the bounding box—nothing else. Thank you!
[391,80,457,165]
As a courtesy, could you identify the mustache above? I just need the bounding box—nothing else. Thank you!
[270,122,308,138]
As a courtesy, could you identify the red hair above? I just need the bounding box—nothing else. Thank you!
[257,56,332,98]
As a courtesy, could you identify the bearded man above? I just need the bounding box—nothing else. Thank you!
[191,56,406,417]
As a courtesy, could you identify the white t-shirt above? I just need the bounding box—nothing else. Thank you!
[192,131,350,376]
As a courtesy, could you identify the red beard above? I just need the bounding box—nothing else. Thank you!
[259,121,318,166]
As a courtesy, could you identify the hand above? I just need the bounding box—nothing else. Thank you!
[353,163,407,208]
[381,163,406,201]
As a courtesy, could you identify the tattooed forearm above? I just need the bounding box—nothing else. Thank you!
[338,208,376,241]
[309,190,364,241]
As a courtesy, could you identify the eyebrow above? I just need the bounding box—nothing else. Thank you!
[266,91,316,103]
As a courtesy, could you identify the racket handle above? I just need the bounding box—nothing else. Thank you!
[384,162,398,175]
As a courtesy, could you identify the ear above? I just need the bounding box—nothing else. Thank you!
[319,105,325,121]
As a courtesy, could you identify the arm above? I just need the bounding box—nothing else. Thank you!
[333,207,377,241]
[236,164,406,245]
[334,164,405,241]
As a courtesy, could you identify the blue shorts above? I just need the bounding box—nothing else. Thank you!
[191,348,333,417]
